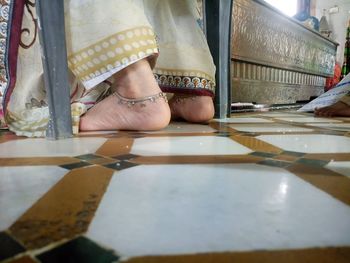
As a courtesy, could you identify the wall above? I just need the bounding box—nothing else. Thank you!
[314,0,350,64]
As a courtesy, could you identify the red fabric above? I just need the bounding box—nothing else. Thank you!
[325,63,341,91]
[3,0,26,115]
[160,86,215,97]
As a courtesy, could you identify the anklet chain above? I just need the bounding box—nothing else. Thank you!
[113,91,168,108]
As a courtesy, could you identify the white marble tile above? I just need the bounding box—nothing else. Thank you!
[325,161,350,177]
[216,118,274,123]
[78,131,118,135]
[146,122,216,134]
[257,134,350,153]
[229,124,313,133]
[306,123,350,131]
[0,166,67,231]
[0,137,107,157]
[258,113,306,117]
[130,136,252,156]
[275,117,342,123]
[87,164,350,258]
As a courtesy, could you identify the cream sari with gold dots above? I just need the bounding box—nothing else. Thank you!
[3,0,215,137]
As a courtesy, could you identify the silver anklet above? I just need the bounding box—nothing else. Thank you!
[113,91,168,108]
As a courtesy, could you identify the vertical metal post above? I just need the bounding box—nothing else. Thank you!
[36,0,72,139]
[204,0,233,118]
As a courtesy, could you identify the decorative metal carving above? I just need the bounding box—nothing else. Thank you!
[231,0,337,77]
[231,81,324,104]
[231,61,325,104]
[232,61,325,87]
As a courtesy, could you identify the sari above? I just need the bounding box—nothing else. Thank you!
[0,0,216,137]
[340,93,350,106]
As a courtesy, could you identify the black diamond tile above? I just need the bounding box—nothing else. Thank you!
[258,159,291,168]
[75,154,102,161]
[0,231,26,261]
[296,158,329,167]
[281,151,305,157]
[215,133,231,137]
[124,132,146,138]
[112,154,139,161]
[59,161,92,170]
[104,161,139,171]
[250,152,277,158]
[37,236,119,263]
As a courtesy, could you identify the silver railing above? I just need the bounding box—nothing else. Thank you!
[36,0,72,140]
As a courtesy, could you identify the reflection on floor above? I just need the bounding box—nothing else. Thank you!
[1,111,350,263]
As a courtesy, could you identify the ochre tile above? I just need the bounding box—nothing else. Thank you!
[230,135,283,154]
[303,153,350,162]
[132,155,263,165]
[7,256,36,263]
[9,166,114,250]
[0,157,80,166]
[95,137,134,157]
[249,152,277,158]
[0,133,26,144]
[126,247,350,263]
[287,163,350,206]
[208,122,232,133]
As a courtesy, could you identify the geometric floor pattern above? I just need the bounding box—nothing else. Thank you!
[1,111,350,263]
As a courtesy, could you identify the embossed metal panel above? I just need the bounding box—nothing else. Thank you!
[231,61,325,104]
[232,0,338,77]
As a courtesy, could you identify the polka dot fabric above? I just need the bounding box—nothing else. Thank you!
[67,26,158,84]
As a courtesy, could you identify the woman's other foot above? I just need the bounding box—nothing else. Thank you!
[169,95,215,123]
[80,59,171,131]
[314,101,350,117]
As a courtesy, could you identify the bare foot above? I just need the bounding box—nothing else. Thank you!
[314,101,350,117]
[80,59,171,131]
[169,95,215,123]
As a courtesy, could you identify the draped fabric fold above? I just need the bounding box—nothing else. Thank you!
[1,0,216,137]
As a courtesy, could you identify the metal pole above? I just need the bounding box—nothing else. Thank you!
[205,0,233,118]
[36,0,72,139]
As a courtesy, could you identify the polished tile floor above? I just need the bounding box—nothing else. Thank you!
[1,111,350,263]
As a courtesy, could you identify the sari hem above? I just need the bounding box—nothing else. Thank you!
[3,0,25,115]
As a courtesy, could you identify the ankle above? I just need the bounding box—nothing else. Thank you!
[112,91,168,108]
[185,101,214,123]
[113,59,159,98]
[170,95,215,123]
